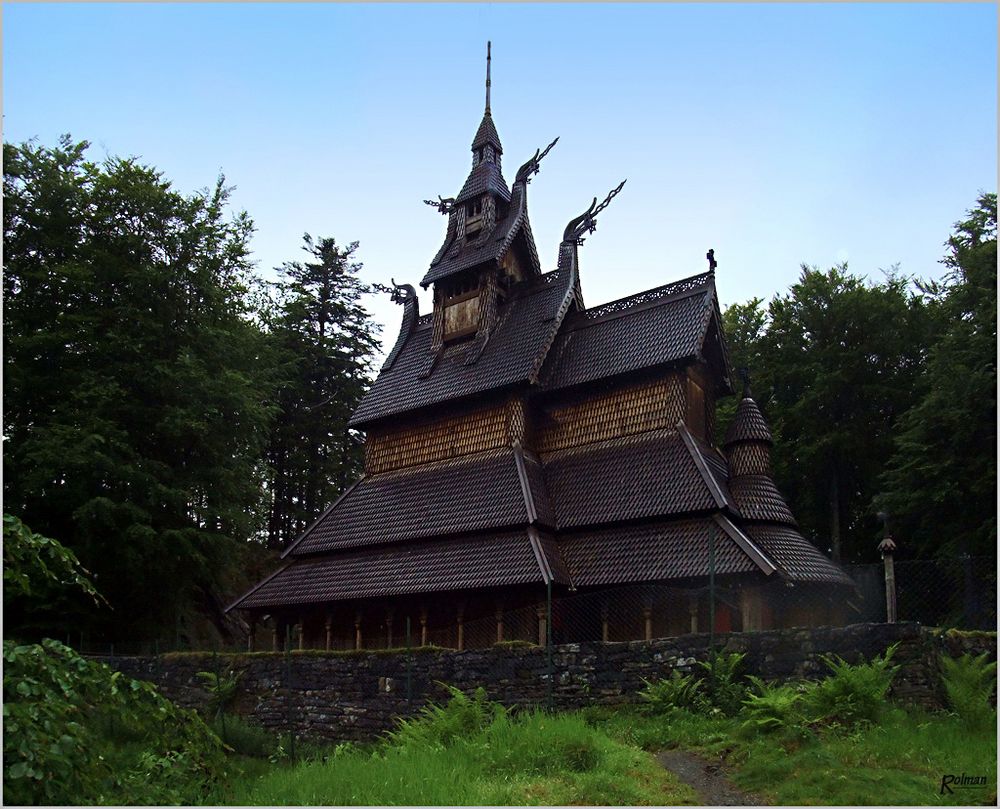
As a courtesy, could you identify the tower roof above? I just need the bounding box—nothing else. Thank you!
[724,395,773,446]
[471,110,503,153]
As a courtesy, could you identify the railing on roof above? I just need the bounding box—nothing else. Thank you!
[582,272,712,321]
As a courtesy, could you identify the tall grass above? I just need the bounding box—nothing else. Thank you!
[215,692,698,806]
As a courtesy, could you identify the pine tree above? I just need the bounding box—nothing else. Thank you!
[264,236,381,549]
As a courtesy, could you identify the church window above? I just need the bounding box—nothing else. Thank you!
[465,197,484,237]
[442,276,481,342]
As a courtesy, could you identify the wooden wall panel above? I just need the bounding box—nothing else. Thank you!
[533,373,686,454]
[365,397,524,474]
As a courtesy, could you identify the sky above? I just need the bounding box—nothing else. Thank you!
[4,3,996,358]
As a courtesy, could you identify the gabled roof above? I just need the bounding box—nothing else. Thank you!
[350,267,571,427]
[232,530,563,610]
[541,427,733,529]
[540,271,725,392]
[284,448,542,558]
[422,175,528,287]
[560,517,762,587]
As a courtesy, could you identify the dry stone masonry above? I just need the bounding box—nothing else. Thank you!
[110,622,995,743]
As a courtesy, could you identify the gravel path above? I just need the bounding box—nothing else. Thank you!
[656,749,768,806]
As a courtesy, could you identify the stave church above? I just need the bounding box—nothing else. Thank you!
[228,45,854,651]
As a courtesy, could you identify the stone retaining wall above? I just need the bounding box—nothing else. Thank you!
[109,622,995,742]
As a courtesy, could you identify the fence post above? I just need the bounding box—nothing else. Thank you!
[406,615,412,703]
[285,623,295,760]
[546,579,553,713]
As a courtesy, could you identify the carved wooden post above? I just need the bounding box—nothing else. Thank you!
[601,602,609,642]
[878,513,898,624]
[386,610,394,649]
[298,617,305,651]
[456,602,465,651]
[419,607,428,647]
[495,604,504,643]
[689,596,699,634]
[247,617,256,652]
[271,622,279,652]
[324,615,333,651]
[643,604,653,641]
[354,611,363,650]
[536,603,547,646]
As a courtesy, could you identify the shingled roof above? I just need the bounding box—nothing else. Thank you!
[283,447,553,558]
[724,396,773,445]
[744,525,855,585]
[235,530,566,610]
[542,428,732,529]
[540,272,721,392]
[350,267,571,427]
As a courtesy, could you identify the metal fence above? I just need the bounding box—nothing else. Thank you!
[70,555,995,659]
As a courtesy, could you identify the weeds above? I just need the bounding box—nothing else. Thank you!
[802,644,899,728]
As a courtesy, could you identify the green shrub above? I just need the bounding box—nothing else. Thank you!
[472,710,606,774]
[802,644,899,728]
[698,651,748,716]
[196,666,244,718]
[740,676,809,738]
[639,670,708,714]
[387,683,505,748]
[3,638,226,805]
[940,652,997,729]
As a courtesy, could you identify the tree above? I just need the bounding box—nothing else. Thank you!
[876,193,997,560]
[263,235,381,549]
[719,267,934,563]
[3,136,278,641]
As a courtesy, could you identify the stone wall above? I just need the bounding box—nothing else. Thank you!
[109,622,995,743]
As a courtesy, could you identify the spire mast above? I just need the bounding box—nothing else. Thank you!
[485,41,492,113]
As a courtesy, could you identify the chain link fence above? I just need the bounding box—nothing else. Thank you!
[70,556,995,660]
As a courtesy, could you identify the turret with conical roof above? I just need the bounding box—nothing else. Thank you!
[723,372,796,525]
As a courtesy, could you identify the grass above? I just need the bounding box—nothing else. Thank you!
[583,704,997,806]
[210,709,698,806]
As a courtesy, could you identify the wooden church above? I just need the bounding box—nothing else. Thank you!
[229,46,854,650]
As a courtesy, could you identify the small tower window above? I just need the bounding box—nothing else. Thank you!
[442,276,481,342]
[465,197,484,237]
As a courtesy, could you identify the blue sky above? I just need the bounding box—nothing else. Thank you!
[4,3,996,356]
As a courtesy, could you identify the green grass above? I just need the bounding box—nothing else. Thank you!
[211,710,697,806]
[583,704,997,806]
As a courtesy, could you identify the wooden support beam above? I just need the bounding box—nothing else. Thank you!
[271,623,278,652]
[643,605,653,641]
[386,611,394,649]
[689,596,699,634]
[298,617,305,651]
[495,604,504,644]
[325,615,332,651]
[601,602,609,642]
[355,611,363,650]
[536,603,547,647]
[419,607,428,647]
[456,602,465,651]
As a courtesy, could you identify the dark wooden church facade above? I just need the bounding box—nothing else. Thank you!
[229,54,853,650]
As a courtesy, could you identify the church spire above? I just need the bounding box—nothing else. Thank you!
[485,41,491,113]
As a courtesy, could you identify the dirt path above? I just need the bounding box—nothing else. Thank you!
[656,749,767,806]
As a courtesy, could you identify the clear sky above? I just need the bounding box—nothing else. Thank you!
[4,3,996,358]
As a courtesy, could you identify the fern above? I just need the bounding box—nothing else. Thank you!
[388,683,505,749]
[697,652,747,716]
[740,676,807,737]
[639,671,707,715]
[802,643,899,728]
[940,653,997,729]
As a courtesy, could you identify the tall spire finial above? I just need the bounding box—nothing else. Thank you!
[738,366,752,399]
[485,41,492,113]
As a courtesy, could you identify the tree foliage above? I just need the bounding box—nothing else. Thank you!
[3,136,278,640]
[876,193,997,558]
[263,235,381,549]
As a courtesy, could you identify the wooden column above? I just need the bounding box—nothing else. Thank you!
[456,603,465,651]
[601,603,609,642]
[536,604,547,647]
[643,605,653,641]
[354,611,363,650]
[247,617,256,652]
[419,607,428,647]
[324,616,333,651]
[495,604,504,644]
[298,617,305,650]
[740,587,763,631]
[386,611,394,649]
[271,623,279,652]
[689,596,699,634]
